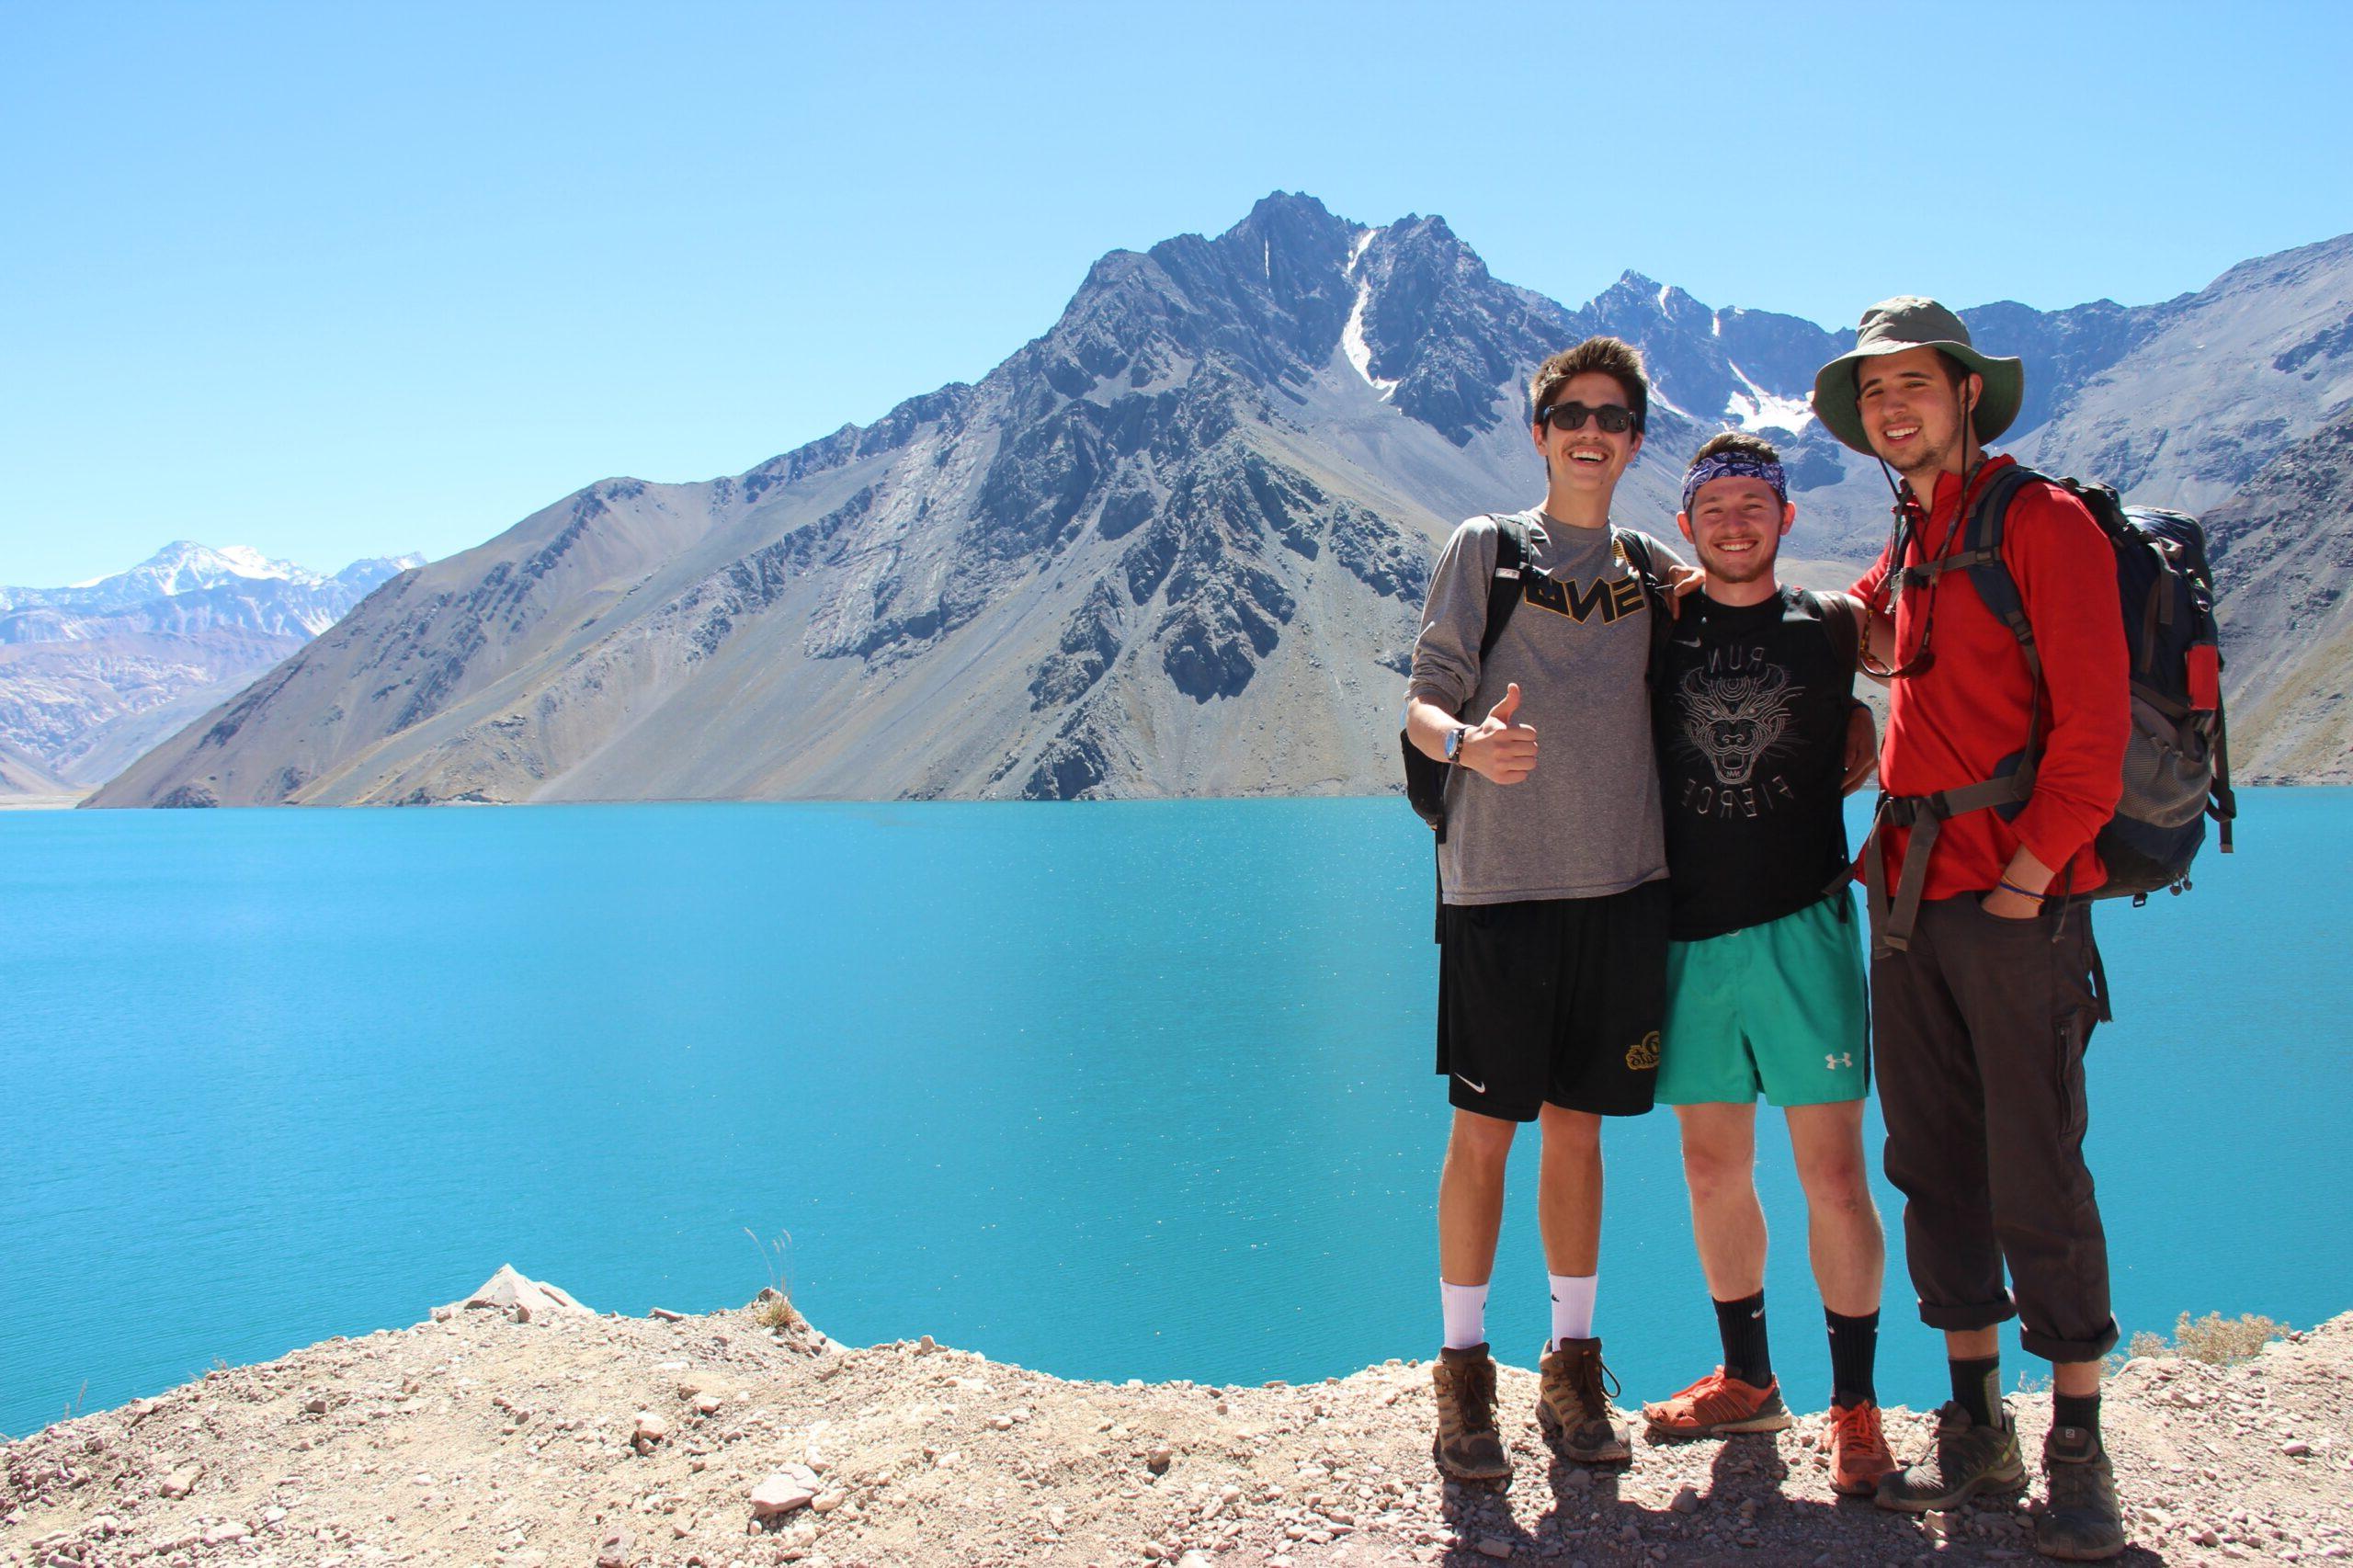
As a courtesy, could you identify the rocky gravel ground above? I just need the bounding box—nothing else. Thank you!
[5,1280,2347,1567]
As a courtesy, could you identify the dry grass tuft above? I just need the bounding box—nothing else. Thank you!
[2128,1312,2291,1366]
[745,1227,801,1332]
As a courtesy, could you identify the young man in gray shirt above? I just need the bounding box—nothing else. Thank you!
[1404,336,1687,1482]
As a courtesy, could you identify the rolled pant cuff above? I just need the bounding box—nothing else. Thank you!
[2021,1317,2120,1364]
[1919,1296,2017,1333]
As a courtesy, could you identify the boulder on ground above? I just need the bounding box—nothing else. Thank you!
[750,1471,817,1517]
[441,1265,593,1322]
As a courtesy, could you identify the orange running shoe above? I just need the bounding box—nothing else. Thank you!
[1821,1399,1897,1496]
[1641,1367,1791,1438]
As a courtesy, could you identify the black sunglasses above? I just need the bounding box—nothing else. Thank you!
[1538,400,1636,435]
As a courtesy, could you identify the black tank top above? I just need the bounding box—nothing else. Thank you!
[1654,586,1856,941]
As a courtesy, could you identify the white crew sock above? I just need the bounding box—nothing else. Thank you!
[1550,1273,1598,1348]
[1440,1279,1489,1350]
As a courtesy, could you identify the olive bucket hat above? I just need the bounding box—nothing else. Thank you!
[1809,296,2024,456]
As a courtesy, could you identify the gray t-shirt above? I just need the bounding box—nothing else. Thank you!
[1405,510,1683,905]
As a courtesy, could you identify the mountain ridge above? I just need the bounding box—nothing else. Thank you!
[85,193,2353,806]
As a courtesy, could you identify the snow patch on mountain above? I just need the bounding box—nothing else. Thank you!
[1342,280,1398,399]
[1648,383,1695,421]
[1724,364,1815,434]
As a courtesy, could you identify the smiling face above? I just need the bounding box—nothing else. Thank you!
[1855,346,1983,483]
[1677,474,1794,588]
[1530,369,1644,499]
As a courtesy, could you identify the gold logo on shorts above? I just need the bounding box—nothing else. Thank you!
[1625,1031,1661,1072]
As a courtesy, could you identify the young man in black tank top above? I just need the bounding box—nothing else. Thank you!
[1637,433,1897,1496]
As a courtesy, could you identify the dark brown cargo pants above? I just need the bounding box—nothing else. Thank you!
[1871,892,2120,1363]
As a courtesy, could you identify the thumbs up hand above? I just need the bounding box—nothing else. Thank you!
[1461,681,1539,785]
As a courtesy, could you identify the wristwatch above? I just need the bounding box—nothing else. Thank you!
[1444,724,1470,762]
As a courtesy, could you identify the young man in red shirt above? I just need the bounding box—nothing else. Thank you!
[1812,300,2129,1561]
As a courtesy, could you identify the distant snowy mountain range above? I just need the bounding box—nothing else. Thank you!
[0,541,421,789]
[1,540,415,631]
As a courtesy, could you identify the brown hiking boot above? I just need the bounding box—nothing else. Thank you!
[1641,1366,1792,1438]
[1875,1400,2026,1513]
[1431,1343,1511,1483]
[2035,1425,2125,1561]
[1536,1336,1631,1464]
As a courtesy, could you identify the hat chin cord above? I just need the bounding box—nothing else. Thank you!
[1867,384,1986,666]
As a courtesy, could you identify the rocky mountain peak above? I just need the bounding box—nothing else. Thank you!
[1224,189,1353,266]
[1347,215,1567,444]
[1593,269,1671,317]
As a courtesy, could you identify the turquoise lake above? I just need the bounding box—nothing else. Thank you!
[2,791,2347,1439]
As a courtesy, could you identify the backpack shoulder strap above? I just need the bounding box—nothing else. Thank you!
[1958,464,2044,684]
[1616,527,1659,582]
[1798,585,1861,675]
[1476,513,1530,663]
[1615,529,1676,676]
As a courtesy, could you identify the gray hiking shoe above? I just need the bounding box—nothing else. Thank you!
[1431,1344,1511,1483]
[2035,1426,2125,1561]
[1536,1337,1631,1464]
[1874,1400,2026,1513]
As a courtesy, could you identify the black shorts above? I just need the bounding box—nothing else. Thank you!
[1437,880,1670,1121]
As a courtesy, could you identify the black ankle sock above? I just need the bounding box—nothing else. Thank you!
[1713,1291,1772,1388]
[2052,1391,2102,1445]
[1825,1308,1879,1407]
[1949,1355,2001,1427]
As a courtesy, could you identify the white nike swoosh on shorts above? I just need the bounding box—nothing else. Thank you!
[1454,1073,1488,1095]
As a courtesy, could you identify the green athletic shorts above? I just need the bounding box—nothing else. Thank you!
[1657,892,1869,1108]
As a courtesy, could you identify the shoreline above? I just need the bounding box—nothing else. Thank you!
[0,792,91,811]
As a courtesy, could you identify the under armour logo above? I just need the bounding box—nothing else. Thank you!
[1825,1052,1854,1070]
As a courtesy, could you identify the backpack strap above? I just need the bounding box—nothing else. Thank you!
[1800,585,1862,677]
[1957,463,2047,701]
[2211,681,2237,854]
[1796,586,1867,905]
[1615,529,1674,684]
[1863,769,2039,953]
[1476,514,1531,664]
[1419,514,1533,933]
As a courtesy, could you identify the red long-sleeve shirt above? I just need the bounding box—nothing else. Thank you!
[1851,458,2130,900]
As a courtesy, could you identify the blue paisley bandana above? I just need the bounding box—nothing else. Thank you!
[1681,455,1788,516]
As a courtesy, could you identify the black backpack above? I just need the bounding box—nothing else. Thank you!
[1864,464,2237,956]
[1400,517,1671,841]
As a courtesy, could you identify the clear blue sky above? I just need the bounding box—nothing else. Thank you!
[4,1,2348,586]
